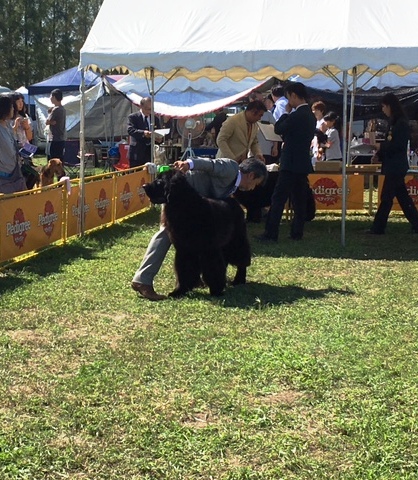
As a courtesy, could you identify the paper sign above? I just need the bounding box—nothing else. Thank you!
[257,122,282,142]
[154,128,170,136]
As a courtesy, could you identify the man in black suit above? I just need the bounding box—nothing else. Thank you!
[259,82,316,241]
[127,97,162,167]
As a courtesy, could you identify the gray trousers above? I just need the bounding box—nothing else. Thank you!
[132,226,172,285]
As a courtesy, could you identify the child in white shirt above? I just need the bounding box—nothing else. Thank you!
[324,112,342,161]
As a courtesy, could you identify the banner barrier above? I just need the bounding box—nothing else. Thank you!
[310,174,364,210]
[115,170,151,220]
[0,168,151,264]
[67,178,116,238]
[378,174,418,211]
[66,184,83,238]
[0,187,64,263]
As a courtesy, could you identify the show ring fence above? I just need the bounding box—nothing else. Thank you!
[0,167,151,265]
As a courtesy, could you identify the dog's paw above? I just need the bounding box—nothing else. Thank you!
[231,267,247,286]
[168,288,189,298]
[209,289,225,297]
[193,277,206,288]
[231,277,246,286]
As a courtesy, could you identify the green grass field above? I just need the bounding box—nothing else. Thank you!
[1,209,417,479]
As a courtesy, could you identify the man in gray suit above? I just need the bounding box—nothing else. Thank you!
[132,156,267,301]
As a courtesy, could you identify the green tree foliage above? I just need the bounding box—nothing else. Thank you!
[0,0,103,89]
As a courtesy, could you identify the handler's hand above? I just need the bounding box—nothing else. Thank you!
[173,160,190,173]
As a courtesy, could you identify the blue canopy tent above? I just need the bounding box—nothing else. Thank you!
[28,66,101,95]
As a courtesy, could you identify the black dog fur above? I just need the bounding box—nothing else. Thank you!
[143,170,251,297]
[234,170,316,223]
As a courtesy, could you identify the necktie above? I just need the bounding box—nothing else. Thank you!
[226,178,238,197]
[145,116,149,130]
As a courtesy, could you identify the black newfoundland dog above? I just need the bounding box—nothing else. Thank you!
[143,170,251,297]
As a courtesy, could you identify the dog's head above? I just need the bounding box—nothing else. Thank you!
[143,169,176,204]
[48,158,66,179]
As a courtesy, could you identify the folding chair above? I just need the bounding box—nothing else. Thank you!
[113,143,130,171]
[77,153,96,176]
[99,145,117,171]
[63,140,81,177]
[113,156,130,171]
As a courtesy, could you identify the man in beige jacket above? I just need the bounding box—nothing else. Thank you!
[216,100,266,163]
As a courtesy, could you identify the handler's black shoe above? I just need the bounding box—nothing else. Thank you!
[131,282,167,301]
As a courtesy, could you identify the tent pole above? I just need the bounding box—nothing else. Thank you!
[109,83,114,145]
[348,67,357,156]
[341,71,348,247]
[101,76,109,145]
[79,69,86,235]
[150,67,155,163]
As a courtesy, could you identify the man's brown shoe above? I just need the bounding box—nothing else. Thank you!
[131,282,166,301]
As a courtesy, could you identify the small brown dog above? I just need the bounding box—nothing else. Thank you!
[40,159,66,187]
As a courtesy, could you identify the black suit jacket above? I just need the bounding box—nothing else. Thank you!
[274,104,316,174]
[127,112,161,167]
[377,118,410,175]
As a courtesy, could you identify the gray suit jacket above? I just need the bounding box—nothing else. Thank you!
[187,157,239,198]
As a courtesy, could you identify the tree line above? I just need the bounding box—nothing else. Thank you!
[0,0,103,89]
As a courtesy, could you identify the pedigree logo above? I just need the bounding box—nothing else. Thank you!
[95,188,110,219]
[6,208,31,249]
[38,201,58,238]
[71,200,90,218]
[137,176,147,203]
[312,177,344,207]
[120,182,133,210]
[406,178,418,205]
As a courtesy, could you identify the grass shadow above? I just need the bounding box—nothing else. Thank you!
[0,241,97,293]
[187,281,354,310]
[248,215,418,262]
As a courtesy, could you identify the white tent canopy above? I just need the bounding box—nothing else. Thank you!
[80,0,418,80]
[79,0,418,242]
